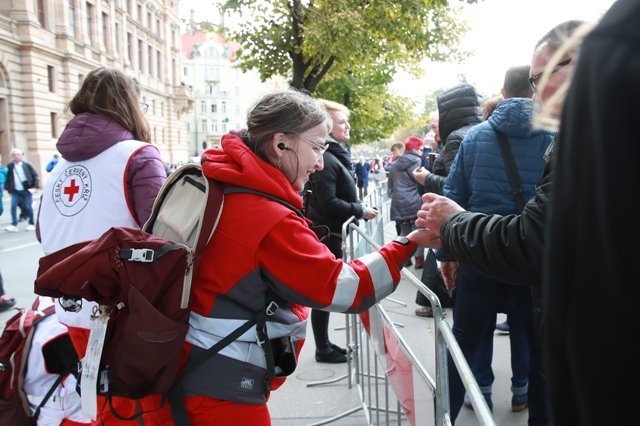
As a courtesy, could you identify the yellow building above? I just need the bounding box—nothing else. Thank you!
[0,0,193,176]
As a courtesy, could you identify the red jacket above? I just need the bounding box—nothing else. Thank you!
[181,134,416,405]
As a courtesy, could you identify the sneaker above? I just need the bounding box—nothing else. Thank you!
[463,392,493,412]
[495,321,510,334]
[0,295,16,312]
[414,256,425,269]
[511,394,528,412]
[415,306,433,317]
[25,224,35,231]
[4,225,18,232]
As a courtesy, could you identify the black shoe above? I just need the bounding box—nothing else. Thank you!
[0,296,16,312]
[330,343,347,355]
[315,349,347,363]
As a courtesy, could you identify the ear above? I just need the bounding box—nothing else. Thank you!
[272,132,286,155]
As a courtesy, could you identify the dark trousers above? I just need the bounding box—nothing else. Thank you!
[311,233,343,352]
[447,265,549,425]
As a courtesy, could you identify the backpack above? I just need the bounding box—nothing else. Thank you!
[34,164,223,402]
[0,298,62,426]
[33,164,292,422]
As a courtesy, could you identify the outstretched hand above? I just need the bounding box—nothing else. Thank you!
[415,193,465,236]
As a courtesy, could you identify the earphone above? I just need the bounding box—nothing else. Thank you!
[277,142,291,151]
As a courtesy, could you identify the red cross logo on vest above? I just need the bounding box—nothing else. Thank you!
[52,165,92,217]
[63,178,80,202]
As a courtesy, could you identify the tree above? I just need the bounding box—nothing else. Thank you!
[220,0,476,93]
[214,0,478,142]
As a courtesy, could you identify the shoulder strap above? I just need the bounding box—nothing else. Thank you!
[168,296,280,425]
[32,374,65,420]
[494,129,526,211]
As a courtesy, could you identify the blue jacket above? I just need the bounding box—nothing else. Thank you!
[444,97,554,215]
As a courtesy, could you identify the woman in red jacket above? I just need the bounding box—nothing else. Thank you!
[166,89,433,425]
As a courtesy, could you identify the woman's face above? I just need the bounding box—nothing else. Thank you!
[329,111,350,143]
[279,123,329,191]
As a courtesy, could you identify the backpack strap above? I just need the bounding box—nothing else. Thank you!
[494,129,527,211]
[168,295,280,425]
[32,374,64,420]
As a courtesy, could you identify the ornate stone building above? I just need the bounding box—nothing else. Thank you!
[0,0,192,176]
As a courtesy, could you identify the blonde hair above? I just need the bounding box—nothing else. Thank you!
[317,99,350,118]
[533,22,595,132]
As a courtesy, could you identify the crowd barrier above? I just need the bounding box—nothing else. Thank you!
[307,181,495,426]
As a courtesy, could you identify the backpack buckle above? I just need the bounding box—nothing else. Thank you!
[265,300,279,316]
[119,248,155,262]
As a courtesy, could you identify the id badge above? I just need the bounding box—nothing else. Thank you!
[80,306,109,419]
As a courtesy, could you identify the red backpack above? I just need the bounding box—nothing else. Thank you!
[0,298,60,426]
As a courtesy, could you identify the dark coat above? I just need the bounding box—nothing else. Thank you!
[388,152,422,222]
[354,161,370,188]
[544,1,639,424]
[424,83,482,194]
[6,161,39,192]
[305,139,363,234]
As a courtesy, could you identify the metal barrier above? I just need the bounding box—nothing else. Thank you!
[307,181,495,426]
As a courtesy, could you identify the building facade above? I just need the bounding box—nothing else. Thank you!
[181,15,283,158]
[0,0,192,177]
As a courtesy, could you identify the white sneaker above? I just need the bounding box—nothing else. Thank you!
[4,225,18,232]
[25,224,35,231]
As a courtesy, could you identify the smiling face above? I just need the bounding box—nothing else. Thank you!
[328,110,350,143]
[277,123,329,191]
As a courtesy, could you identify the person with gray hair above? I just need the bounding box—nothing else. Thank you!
[415,19,589,425]
[4,148,39,232]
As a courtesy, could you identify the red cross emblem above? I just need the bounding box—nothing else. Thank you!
[63,178,80,202]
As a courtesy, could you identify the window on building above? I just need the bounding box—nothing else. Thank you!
[68,1,76,37]
[201,120,207,132]
[156,18,161,37]
[152,100,156,115]
[47,65,55,92]
[147,12,152,29]
[171,29,176,48]
[157,49,162,81]
[138,39,144,72]
[102,12,111,52]
[148,44,154,77]
[50,112,58,138]
[210,103,217,113]
[37,0,46,27]
[160,102,164,117]
[200,101,206,114]
[221,101,227,114]
[115,22,122,55]
[137,4,142,21]
[86,2,95,45]
[127,32,133,63]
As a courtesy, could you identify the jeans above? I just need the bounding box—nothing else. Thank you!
[10,190,33,226]
[447,264,534,423]
[398,219,424,258]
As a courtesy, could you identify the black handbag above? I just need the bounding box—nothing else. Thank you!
[417,249,454,308]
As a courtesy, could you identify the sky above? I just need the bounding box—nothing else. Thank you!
[179,0,616,111]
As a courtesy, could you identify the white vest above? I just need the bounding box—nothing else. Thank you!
[38,140,149,328]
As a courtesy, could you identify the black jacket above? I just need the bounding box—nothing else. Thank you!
[424,83,482,194]
[439,141,553,327]
[305,139,362,234]
[544,1,639,424]
[6,161,39,192]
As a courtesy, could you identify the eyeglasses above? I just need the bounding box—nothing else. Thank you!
[528,58,572,91]
[298,136,329,157]
[139,102,149,113]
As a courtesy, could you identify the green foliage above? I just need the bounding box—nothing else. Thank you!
[215,0,479,141]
